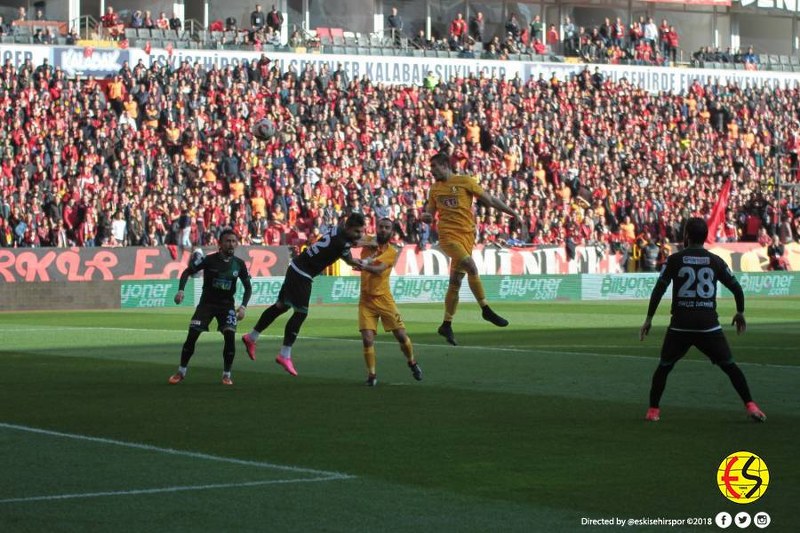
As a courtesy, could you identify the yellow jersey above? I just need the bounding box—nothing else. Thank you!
[427,174,484,239]
[360,242,398,299]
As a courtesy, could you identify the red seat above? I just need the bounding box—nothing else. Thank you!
[330,28,344,44]
[316,27,332,45]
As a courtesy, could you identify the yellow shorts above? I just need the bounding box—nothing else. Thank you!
[439,232,474,273]
[359,295,405,332]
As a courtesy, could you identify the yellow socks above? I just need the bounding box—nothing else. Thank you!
[444,283,460,321]
[468,274,487,307]
[400,337,414,363]
[363,345,376,375]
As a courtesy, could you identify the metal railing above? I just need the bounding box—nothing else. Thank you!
[70,15,98,40]
[184,18,203,38]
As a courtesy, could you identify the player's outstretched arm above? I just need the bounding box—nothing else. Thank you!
[478,191,520,220]
[342,254,366,270]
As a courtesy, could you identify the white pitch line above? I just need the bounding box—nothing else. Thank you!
[0,422,354,479]
[1,327,798,370]
[298,336,800,370]
[0,476,348,505]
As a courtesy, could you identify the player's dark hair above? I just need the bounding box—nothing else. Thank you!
[344,212,366,228]
[430,152,450,167]
[684,217,708,245]
[219,228,239,241]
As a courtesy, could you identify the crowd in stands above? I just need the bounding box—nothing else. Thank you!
[0,50,798,262]
[4,1,774,77]
[0,5,76,44]
[566,16,680,66]
[403,11,681,66]
[692,46,761,67]
[100,3,286,50]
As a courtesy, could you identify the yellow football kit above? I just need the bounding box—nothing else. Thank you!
[359,242,404,332]
[427,174,484,271]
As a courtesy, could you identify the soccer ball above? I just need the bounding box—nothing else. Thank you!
[251,118,276,140]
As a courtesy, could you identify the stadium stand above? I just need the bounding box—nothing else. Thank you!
[1,50,798,256]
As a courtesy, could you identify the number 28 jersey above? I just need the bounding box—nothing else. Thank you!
[658,247,741,332]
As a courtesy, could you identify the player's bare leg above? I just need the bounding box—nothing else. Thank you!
[243,301,289,360]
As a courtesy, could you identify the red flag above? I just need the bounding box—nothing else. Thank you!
[165,42,174,56]
[83,46,94,58]
[144,41,152,55]
[706,179,732,244]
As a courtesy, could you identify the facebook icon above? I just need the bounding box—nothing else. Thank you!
[715,511,732,529]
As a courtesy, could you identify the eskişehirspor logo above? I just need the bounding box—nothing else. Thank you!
[717,451,769,503]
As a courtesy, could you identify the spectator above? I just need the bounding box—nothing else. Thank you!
[469,11,485,44]
[170,13,182,32]
[449,13,467,47]
[644,17,658,55]
[546,24,559,55]
[130,10,144,29]
[743,46,759,67]
[156,12,170,30]
[412,29,431,50]
[611,18,625,49]
[111,211,127,245]
[562,16,577,56]
[767,234,788,270]
[143,10,155,29]
[459,43,476,59]
[505,13,520,42]
[101,6,124,40]
[658,19,672,57]
[666,25,679,64]
[529,15,543,43]
[266,5,283,33]
[387,6,403,45]
[251,4,266,31]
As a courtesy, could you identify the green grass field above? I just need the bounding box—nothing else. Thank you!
[0,298,798,532]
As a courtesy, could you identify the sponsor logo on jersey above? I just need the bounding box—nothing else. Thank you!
[683,256,710,265]
[442,196,458,208]
[213,278,232,290]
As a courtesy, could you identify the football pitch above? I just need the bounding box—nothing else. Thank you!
[0,298,797,532]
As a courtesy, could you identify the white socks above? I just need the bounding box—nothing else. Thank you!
[279,345,292,359]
